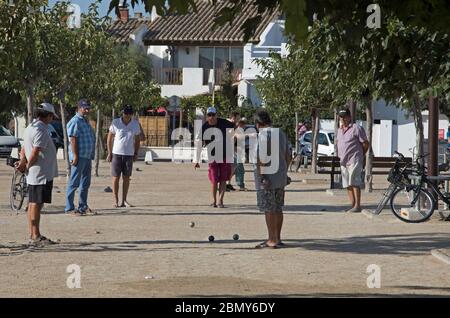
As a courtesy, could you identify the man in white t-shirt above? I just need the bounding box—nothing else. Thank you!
[107,105,141,208]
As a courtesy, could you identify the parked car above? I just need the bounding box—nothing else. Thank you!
[48,123,64,149]
[300,130,335,157]
[0,125,20,158]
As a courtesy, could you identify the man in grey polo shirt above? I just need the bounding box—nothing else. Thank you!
[16,103,59,247]
[336,108,369,213]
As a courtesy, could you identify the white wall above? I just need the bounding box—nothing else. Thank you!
[160,68,211,98]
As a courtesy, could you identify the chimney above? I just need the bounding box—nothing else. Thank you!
[151,6,159,22]
[134,12,143,20]
[119,6,129,23]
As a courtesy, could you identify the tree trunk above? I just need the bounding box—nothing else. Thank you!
[26,84,35,126]
[364,97,374,193]
[349,100,357,124]
[333,110,339,157]
[413,96,425,165]
[333,110,339,185]
[94,108,102,177]
[311,107,320,174]
[58,91,71,178]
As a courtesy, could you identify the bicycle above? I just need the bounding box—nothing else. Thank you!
[7,156,28,212]
[372,151,435,223]
[401,160,450,222]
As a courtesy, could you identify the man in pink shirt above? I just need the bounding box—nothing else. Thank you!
[336,108,369,212]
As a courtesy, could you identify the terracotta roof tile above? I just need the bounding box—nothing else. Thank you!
[144,0,280,46]
[107,19,150,43]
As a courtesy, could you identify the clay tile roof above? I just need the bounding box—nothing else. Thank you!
[143,0,280,46]
[107,18,150,43]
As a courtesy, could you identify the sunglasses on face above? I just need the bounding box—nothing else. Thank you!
[207,113,216,117]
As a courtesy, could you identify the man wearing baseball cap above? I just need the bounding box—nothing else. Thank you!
[15,103,59,246]
[336,108,369,213]
[194,106,235,208]
[107,105,141,208]
[65,98,96,216]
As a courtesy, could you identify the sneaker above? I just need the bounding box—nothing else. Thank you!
[84,207,97,215]
[66,209,84,216]
[226,184,236,191]
[28,235,57,247]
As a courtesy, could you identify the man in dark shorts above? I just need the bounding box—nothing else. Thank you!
[107,105,141,208]
[16,103,59,247]
[194,107,235,208]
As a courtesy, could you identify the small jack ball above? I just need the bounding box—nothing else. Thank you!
[189,222,195,228]
[233,234,239,241]
[208,235,215,242]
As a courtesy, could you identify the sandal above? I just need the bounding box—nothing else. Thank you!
[255,241,277,249]
[28,235,57,247]
[218,203,226,208]
[210,203,217,208]
[121,201,135,208]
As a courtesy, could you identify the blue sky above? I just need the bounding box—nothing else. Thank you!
[47,0,149,18]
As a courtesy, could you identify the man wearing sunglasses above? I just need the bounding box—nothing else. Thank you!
[194,107,235,208]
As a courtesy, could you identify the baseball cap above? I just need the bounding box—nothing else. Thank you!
[338,108,351,117]
[37,102,59,118]
[122,105,133,114]
[77,99,91,108]
[206,106,217,115]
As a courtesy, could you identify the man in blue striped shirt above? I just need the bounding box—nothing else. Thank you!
[65,99,96,216]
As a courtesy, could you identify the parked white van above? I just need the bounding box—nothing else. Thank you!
[300,130,335,157]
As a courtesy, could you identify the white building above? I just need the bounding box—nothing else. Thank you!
[108,1,286,108]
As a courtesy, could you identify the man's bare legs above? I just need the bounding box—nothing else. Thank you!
[352,186,361,209]
[346,186,362,210]
[218,181,227,206]
[265,212,283,246]
[112,176,120,207]
[347,187,355,208]
[211,182,218,206]
[121,176,133,207]
[28,203,43,239]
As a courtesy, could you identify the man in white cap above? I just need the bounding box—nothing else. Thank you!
[16,103,59,247]
[194,106,235,208]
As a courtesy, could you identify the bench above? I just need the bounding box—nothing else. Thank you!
[317,156,413,189]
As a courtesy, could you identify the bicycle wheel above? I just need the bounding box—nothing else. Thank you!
[390,186,435,223]
[10,171,25,212]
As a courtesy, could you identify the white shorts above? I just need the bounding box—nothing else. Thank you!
[341,161,363,188]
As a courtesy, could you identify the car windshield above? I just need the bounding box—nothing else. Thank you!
[328,133,334,144]
[0,126,12,136]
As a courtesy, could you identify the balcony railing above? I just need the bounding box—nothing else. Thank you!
[152,68,183,85]
[202,68,243,85]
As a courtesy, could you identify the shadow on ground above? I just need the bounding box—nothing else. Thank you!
[1,233,449,256]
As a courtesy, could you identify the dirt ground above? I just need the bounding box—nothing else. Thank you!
[0,159,449,297]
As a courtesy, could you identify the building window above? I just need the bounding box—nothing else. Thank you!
[199,47,243,70]
[199,47,214,70]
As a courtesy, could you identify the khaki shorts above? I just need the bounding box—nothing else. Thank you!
[341,161,363,188]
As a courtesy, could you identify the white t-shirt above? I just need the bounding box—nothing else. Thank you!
[23,120,58,185]
[109,118,141,156]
